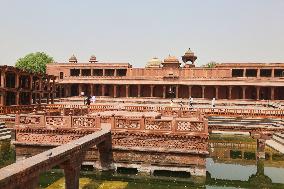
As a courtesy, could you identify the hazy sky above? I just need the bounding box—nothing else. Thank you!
[1,0,284,67]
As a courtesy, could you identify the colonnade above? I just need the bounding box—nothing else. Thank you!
[57,84,284,100]
[0,66,56,106]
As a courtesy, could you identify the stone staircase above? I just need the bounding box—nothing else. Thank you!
[0,123,11,140]
[266,120,284,154]
[266,133,284,154]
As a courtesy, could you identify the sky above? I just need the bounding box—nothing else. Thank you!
[0,0,284,68]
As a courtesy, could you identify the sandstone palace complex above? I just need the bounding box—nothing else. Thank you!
[46,49,284,101]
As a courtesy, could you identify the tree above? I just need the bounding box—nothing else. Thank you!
[203,61,218,68]
[15,52,53,74]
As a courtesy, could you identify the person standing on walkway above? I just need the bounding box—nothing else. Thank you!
[189,96,193,109]
[211,98,216,108]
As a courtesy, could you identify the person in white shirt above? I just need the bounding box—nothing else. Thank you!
[211,98,216,108]
[91,96,96,104]
[189,97,193,108]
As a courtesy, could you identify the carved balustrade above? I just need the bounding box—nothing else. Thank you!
[111,115,208,135]
[15,114,101,130]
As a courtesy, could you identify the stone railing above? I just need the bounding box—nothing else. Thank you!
[198,108,284,118]
[110,116,208,134]
[0,105,45,115]
[15,114,100,130]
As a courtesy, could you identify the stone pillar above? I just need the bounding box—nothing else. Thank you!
[126,85,129,98]
[163,85,166,98]
[38,93,41,104]
[256,86,260,100]
[114,69,117,77]
[102,85,106,96]
[15,73,19,89]
[175,85,179,98]
[215,86,219,99]
[113,85,117,98]
[257,139,266,159]
[96,134,114,170]
[257,69,260,78]
[39,78,42,91]
[243,69,246,77]
[29,93,33,105]
[271,87,275,100]
[51,92,54,104]
[46,93,50,104]
[78,84,83,95]
[29,75,33,90]
[272,68,275,77]
[137,85,141,98]
[61,153,84,189]
[16,92,19,105]
[150,85,154,97]
[202,86,205,99]
[228,86,232,99]
[90,84,94,96]
[188,86,192,98]
[0,70,5,87]
[0,94,4,106]
[102,69,105,76]
[242,86,247,99]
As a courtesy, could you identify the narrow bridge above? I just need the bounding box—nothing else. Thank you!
[0,128,112,189]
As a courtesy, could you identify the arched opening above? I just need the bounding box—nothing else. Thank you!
[245,86,256,100]
[204,86,216,99]
[218,86,228,99]
[129,85,138,97]
[179,85,189,98]
[231,86,242,99]
[191,86,202,98]
[19,92,30,105]
[5,72,16,88]
[153,85,163,98]
[5,91,16,105]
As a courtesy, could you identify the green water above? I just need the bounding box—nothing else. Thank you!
[1,135,284,189]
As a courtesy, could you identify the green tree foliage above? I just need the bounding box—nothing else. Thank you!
[15,52,53,74]
[203,61,218,68]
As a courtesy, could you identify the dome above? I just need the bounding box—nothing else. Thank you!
[69,55,77,63]
[182,48,197,64]
[163,55,180,63]
[89,55,98,63]
[146,57,162,68]
[184,48,194,56]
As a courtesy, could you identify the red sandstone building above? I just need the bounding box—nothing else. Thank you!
[0,66,56,106]
[47,49,284,100]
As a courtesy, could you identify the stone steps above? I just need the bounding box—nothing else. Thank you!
[266,139,284,154]
[0,123,11,141]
